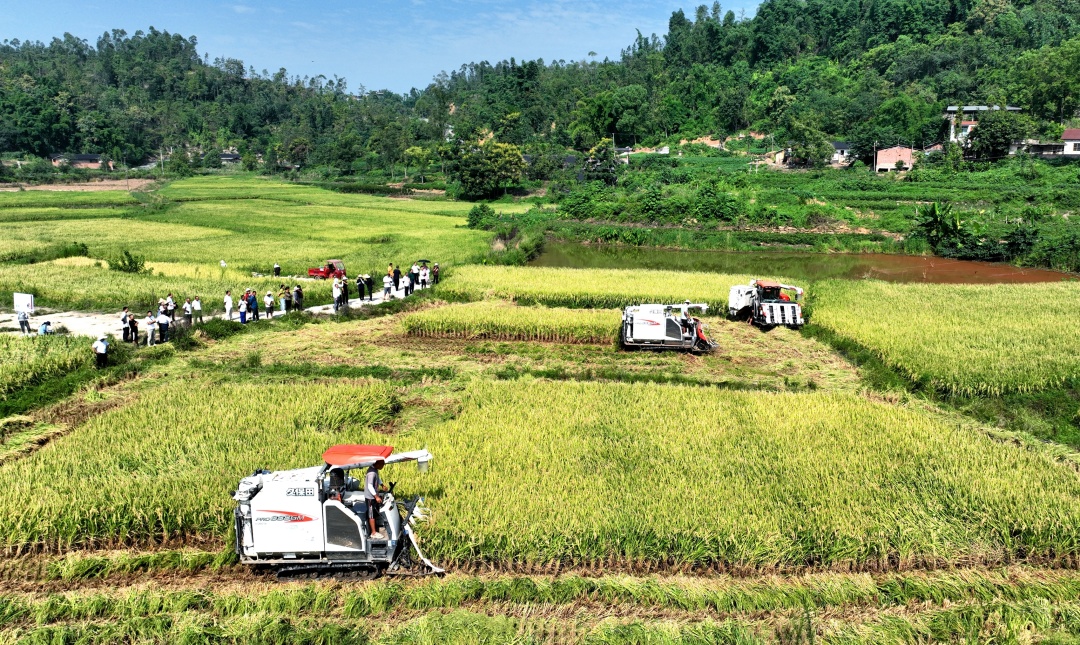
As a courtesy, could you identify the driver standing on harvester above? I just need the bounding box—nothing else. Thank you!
[365,459,388,539]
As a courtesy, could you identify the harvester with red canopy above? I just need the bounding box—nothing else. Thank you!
[728,279,805,328]
[233,444,443,578]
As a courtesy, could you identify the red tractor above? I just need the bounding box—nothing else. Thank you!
[308,260,346,280]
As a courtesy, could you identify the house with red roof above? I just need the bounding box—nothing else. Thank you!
[1064,129,1080,156]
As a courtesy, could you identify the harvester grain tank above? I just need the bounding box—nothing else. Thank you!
[728,279,805,328]
[233,444,443,578]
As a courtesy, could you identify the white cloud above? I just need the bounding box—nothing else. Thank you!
[232,5,256,14]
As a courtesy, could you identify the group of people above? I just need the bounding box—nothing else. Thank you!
[16,259,443,371]
[224,284,305,324]
[16,310,54,336]
[381,262,439,299]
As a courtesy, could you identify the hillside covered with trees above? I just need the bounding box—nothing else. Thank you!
[1,0,1079,173]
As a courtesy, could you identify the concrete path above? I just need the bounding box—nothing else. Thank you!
[1,282,431,339]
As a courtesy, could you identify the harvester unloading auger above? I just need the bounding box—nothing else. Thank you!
[233,444,444,579]
[620,301,717,352]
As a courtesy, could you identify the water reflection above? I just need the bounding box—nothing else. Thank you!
[531,243,1073,284]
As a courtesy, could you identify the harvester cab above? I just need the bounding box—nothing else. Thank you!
[728,279,805,328]
[233,444,444,579]
[307,260,346,280]
[620,301,717,352]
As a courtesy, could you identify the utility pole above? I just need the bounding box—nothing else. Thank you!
[873,141,878,174]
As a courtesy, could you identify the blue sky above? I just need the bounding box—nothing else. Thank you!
[1,0,760,93]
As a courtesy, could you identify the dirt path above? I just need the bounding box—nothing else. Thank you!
[0,282,426,339]
[0,179,156,192]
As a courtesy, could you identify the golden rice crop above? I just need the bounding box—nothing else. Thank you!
[0,258,333,312]
[8,376,1080,567]
[811,280,1080,395]
[0,381,401,552]
[441,265,763,309]
[0,335,90,399]
[402,301,618,343]
[398,380,1080,567]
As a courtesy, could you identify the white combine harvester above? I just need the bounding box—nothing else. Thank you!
[233,444,444,579]
[620,301,717,352]
[728,279,805,329]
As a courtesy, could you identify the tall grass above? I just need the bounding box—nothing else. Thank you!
[403,301,618,343]
[812,280,1080,395]
[0,335,91,399]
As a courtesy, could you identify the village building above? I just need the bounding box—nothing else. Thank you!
[1064,129,1080,156]
[874,145,913,172]
[830,141,851,165]
[48,153,113,170]
[944,105,1021,143]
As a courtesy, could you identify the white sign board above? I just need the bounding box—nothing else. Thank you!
[13,293,34,314]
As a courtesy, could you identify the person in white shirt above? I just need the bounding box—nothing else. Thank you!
[419,266,429,289]
[382,273,393,299]
[410,263,420,292]
[264,291,275,319]
[192,296,203,324]
[238,294,248,324]
[182,299,193,326]
[224,291,233,321]
[92,336,108,369]
[332,277,343,312]
[120,307,131,342]
[144,311,157,346]
[401,273,412,297]
[156,310,171,342]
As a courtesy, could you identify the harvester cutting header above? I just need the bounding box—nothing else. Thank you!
[233,444,443,579]
[729,279,805,328]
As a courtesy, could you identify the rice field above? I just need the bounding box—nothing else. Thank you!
[0,176,513,311]
[811,280,1080,395]
[403,301,619,343]
[441,265,761,309]
[0,335,90,399]
[5,376,1080,568]
[403,381,1080,567]
[0,381,401,552]
[0,258,333,312]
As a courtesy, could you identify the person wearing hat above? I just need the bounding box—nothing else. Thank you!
[92,336,109,369]
[355,273,367,301]
[432,262,440,285]
[264,291,275,319]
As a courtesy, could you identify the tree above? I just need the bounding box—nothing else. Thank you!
[453,142,525,198]
[404,146,431,182]
[966,110,1034,160]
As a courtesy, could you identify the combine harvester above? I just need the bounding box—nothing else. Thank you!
[728,279,805,329]
[233,444,444,579]
[620,301,717,352]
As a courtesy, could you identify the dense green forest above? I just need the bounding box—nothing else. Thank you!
[2,0,1079,171]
